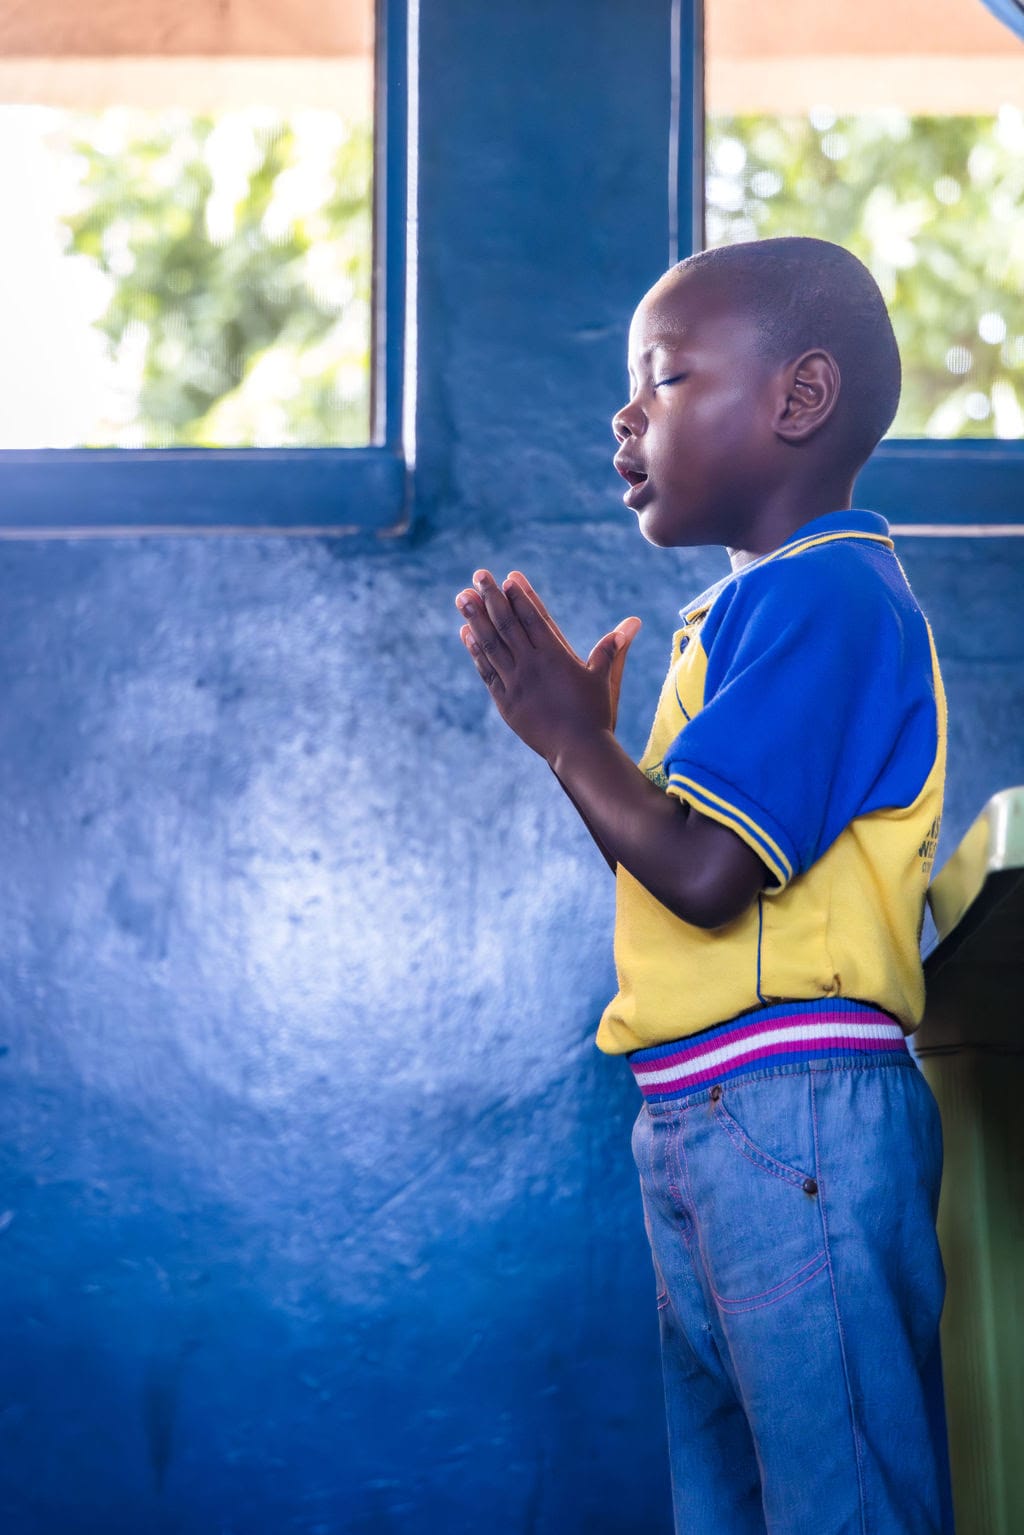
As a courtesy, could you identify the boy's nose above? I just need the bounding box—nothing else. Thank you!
[612,401,646,441]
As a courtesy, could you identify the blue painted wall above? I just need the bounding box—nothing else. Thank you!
[1,2,1023,1531]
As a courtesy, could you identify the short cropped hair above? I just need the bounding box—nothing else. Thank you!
[677,238,901,470]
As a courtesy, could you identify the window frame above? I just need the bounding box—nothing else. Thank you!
[678,0,1024,533]
[0,0,413,538]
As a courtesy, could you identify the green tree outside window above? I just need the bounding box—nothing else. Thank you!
[52,107,1024,444]
[707,110,1024,438]
[57,107,373,448]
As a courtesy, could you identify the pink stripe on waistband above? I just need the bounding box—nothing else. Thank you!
[627,1000,914,1101]
[646,1031,907,1091]
[636,1009,894,1074]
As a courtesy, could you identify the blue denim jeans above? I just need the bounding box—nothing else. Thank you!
[631,1053,954,1534]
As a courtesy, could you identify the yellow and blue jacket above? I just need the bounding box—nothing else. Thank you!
[597,510,946,1055]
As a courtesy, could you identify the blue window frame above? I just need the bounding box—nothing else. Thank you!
[0,0,414,538]
[673,0,1024,535]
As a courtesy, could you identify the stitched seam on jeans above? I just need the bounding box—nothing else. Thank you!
[811,1072,868,1533]
[638,1116,674,1310]
[675,1116,717,1294]
[715,1255,829,1315]
[675,1123,745,1397]
[713,1107,809,1189]
[808,1059,913,1076]
[664,1106,686,1218]
[673,1118,704,1268]
[709,1247,827,1308]
[669,1117,701,1255]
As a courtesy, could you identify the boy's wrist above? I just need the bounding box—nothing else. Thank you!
[548,726,617,783]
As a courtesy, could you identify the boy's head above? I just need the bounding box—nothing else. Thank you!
[612,236,901,549]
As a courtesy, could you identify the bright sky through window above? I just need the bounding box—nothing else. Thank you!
[704,0,1024,439]
[0,0,374,448]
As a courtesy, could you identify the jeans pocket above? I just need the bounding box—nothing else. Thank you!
[711,1095,816,1190]
[688,1076,826,1312]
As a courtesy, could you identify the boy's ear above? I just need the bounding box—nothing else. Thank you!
[773,349,841,444]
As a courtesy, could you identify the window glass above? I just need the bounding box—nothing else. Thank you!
[704,0,1024,438]
[0,0,374,448]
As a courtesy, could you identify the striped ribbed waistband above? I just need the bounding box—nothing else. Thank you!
[627,999,910,1102]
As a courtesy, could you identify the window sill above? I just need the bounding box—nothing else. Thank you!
[0,447,409,537]
[857,438,1024,531]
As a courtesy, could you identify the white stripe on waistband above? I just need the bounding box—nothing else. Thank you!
[632,1019,906,1087]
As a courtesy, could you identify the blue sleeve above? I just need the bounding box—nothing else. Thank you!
[663,550,939,887]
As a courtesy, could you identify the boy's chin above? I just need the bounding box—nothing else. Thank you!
[638,519,673,549]
[637,501,705,549]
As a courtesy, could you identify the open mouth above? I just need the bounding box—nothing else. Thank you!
[615,461,651,508]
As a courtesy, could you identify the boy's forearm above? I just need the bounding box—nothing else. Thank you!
[551,730,694,913]
[549,730,752,928]
[549,765,618,873]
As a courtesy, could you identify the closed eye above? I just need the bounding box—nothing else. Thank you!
[654,373,687,388]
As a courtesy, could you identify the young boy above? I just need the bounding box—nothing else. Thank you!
[455,237,953,1535]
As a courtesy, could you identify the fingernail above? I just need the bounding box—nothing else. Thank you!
[457,596,475,614]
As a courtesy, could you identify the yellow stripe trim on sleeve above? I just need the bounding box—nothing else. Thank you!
[667,772,794,884]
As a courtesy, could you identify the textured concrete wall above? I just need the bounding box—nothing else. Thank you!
[1,1,1023,1532]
